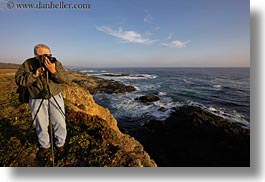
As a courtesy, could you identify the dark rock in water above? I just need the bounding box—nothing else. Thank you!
[102,73,130,77]
[102,73,146,78]
[71,74,136,94]
[158,107,167,112]
[135,95,160,103]
[127,106,250,167]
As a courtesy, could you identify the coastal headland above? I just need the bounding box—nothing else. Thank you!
[0,65,156,167]
[0,63,249,167]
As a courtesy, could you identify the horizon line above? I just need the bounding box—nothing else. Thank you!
[0,62,250,69]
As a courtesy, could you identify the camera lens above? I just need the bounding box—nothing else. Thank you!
[49,56,57,63]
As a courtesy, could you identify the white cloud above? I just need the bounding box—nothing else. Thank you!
[96,26,156,45]
[162,40,191,48]
[144,13,160,31]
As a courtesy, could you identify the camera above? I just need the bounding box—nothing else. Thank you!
[38,54,57,64]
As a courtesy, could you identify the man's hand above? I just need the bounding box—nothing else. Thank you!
[33,67,44,78]
[44,57,56,74]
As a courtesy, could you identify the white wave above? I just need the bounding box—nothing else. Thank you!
[133,86,140,91]
[209,106,217,112]
[102,73,127,76]
[79,70,92,73]
[139,74,157,79]
[187,100,204,108]
[158,92,167,96]
[154,100,182,109]
[98,72,157,80]
[173,77,196,85]
[187,100,249,128]
[115,76,143,80]
[96,92,249,129]
[95,92,180,122]
[133,83,161,91]
[87,70,96,73]
[183,79,192,84]
[213,84,222,88]
[213,84,222,90]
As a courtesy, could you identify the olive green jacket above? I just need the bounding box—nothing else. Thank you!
[15,57,68,99]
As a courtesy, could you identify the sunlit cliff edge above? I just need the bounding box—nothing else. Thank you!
[0,65,156,167]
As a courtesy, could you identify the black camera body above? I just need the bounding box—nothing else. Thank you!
[38,54,57,64]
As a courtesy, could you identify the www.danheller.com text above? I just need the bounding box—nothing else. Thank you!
[7,1,91,10]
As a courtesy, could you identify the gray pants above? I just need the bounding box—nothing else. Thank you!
[29,93,67,148]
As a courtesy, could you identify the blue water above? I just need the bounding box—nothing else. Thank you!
[72,67,250,129]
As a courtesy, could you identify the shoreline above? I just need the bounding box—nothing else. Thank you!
[75,68,249,129]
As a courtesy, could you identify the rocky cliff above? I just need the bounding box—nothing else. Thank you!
[0,68,156,167]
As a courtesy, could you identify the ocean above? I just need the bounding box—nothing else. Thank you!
[72,67,250,130]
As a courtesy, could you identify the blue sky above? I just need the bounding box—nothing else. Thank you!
[0,0,249,67]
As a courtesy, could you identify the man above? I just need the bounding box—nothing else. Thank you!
[15,44,68,158]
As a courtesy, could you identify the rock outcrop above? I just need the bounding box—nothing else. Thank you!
[60,83,156,167]
[127,106,250,167]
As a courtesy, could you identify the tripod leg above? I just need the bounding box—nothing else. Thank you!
[31,98,46,125]
[48,98,55,167]
[51,93,65,116]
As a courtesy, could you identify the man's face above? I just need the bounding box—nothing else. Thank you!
[35,47,51,57]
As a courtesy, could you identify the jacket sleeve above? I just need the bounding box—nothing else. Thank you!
[50,61,69,84]
[15,61,37,87]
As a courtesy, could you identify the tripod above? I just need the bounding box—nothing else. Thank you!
[11,70,65,167]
